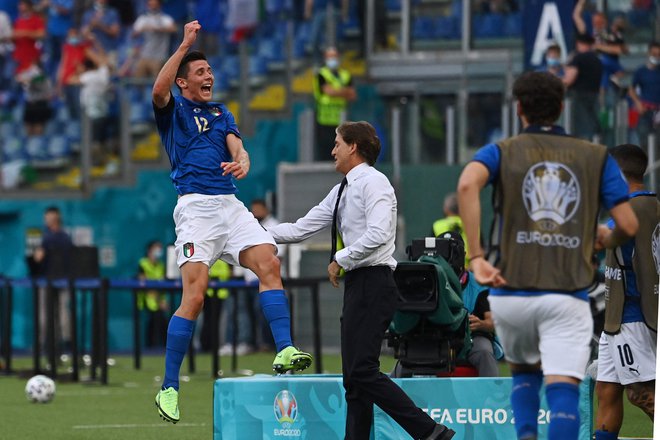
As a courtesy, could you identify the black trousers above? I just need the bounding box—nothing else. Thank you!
[341,266,436,440]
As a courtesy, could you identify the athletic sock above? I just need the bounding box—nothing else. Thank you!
[546,382,580,440]
[511,371,543,439]
[594,430,618,440]
[162,315,195,391]
[259,289,293,352]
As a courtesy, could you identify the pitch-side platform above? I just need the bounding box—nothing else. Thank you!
[213,374,594,440]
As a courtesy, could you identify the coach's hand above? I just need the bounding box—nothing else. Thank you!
[221,161,248,179]
[470,257,506,287]
[182,20,201,48]
[328,261,342,288]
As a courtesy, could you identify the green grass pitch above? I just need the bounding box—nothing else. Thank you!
[0,353,652,439]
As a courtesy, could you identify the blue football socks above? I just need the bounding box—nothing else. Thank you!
[594,430,618,440]
[162,315,195,391]
[259,289,293,352]
[546,382,580,440]
[511,371,543,439]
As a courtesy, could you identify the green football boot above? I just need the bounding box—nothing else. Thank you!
[155,387,180,424]
[272,346,313,373]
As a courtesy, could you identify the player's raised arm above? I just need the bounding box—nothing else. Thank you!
[152,20,201,108]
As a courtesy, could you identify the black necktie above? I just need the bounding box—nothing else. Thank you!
[330,177,348,263]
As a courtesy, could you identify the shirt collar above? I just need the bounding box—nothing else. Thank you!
[345,162,370,184]
[522,125,567,136]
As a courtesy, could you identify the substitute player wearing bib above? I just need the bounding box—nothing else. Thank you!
[457,72,639,440]
[594,144,659,440]
[152,21,311,424]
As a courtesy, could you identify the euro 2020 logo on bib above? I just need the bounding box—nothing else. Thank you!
[274,390,298,427]
[522,161,580,231]
[652,223,660,275]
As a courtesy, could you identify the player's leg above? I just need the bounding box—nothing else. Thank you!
[239,243,312,372]
[625,380,655,420]
[156,261,208,423]
[594,332,624,439]
[539,295,592,440]
[489,296,542,440]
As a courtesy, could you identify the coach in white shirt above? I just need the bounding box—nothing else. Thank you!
[269,121,455,440]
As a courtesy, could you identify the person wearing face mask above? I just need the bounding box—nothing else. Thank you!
[137,240,169,348]
[629,41,660,149]
[538,43,564,79]
[312,46,356,161]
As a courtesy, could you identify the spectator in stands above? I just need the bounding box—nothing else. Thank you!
[18,62,53,136]
[573,1,627,94]
[432,192,469,260]
[41,0,74,79]
[130,0,176,79]
[12,0,45,76]
[137,240,169,348]
[564,33,603,141]
[0,9,12,101]
[312,46,356,161]
[305,0,348,64]
[79,41,113,166]
[538,43,564,79]
[194,0,223,57]
[628,41,660,148]
[81,0,121,67]
[57,27,93,120]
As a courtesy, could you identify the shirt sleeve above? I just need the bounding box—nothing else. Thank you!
[224,110,241,138]
[153,93,175,135]
[133,16,145,32]
[335,174,396,271]
[473,290,490,319]
[268,187,337,243]
[600,154,629,210]
[471,143,500,184]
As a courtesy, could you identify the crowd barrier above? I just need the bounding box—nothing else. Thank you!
[0,277,326,384]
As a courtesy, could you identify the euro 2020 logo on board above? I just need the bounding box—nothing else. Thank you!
[522,161,580,231]
[274,390,301,437]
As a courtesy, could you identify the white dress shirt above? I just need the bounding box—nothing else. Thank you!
[269,163,398,271]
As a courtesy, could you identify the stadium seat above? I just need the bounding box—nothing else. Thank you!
[25,136,47,160]
[473,13,506,38]
[504,12,522,37]
[65,120,81,143]
[2,135,26,162]
[434,16,459,40]
[47,135,70,158]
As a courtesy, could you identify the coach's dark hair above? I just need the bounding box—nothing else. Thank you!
[512,71,564,126]
[175,51,208,91]
[609,144,648,183]
[336,121,381,166]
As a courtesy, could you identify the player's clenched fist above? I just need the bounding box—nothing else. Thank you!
[182,20,201,48]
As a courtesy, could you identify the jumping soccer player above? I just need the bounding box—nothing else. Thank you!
[594,144,658,440]
[152,20,311,424]
[457,71,639,440]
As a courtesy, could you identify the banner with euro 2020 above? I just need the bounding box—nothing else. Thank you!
[213,375,593,439]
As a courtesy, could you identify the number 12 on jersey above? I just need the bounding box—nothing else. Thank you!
[194,116,209,133]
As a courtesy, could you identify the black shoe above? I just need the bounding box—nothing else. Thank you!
[423,424,455,440]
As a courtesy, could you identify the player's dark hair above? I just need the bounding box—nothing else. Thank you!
[512,71,564,126]
[175,51,208,91]
[336,121,381,166]
[609,144,648,183]
[649,41,660,51]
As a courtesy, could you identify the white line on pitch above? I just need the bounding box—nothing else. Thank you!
[72,423,207,429]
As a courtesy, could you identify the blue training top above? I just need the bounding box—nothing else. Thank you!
[471,125,630,300]
[154,94,241,196]
[605,191,657,323]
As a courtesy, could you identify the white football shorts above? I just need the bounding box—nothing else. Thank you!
[173,193,276,268]
[489,294,593,380]
[597,322,657,385]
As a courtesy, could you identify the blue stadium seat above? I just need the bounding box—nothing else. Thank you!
[412,17,434,40]
[47,135,70,157]
[435,16,459,39]
[220,55,240,85]
[25,136,47,160]
[65,120,81,142]
[473,13,506,38]
[130,101,154,124]
[2,135,26,162]
[504,12,522,37]
[0,121,16,137]
[257,37,285,67]
[386,0,401,11]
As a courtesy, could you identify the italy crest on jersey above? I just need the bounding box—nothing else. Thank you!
[209,107,222,117]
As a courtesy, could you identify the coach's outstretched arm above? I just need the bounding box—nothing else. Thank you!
[457,161,506,288]
[152,20,201,108]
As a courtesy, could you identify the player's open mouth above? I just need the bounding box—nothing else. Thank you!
[201,84,212,93]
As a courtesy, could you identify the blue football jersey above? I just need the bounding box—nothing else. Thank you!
[154,94,241,196]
